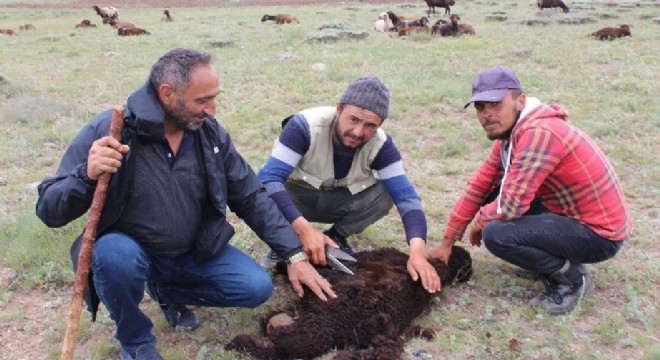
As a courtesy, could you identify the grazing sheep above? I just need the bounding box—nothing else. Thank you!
[161,9,173,22]
[18,24,36,30]
[425,0,456,17]
[0,29,16,36]
[75,19,97,29]
[93,5,119,20]
[261,14,299,24]
[590,24,631,40]
[118,27,150,36]
[103,18,136,29]
[537,0,569,13]
[225,246,473,360]
[373,12,394,32]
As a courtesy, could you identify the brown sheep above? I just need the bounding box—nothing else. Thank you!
[103,18,136,29]
[396,16,430,31]
[425,0,456,17]
[161,9,174,22]
[386,11,417,30]
[261,14,299,24]
[433,14,475,36]
[0,29,16,36]
[18,24,36,30]
[398,26,431,37]
[75,19,97,29]
[537,0,569,13]
[590,24,631,40]
[93,5,119,20]
[118,27,150,36]
[225,246,473,360]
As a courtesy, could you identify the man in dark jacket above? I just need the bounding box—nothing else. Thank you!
[36,48,335,360]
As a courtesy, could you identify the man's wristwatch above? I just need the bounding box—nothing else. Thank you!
[285,251,308,265]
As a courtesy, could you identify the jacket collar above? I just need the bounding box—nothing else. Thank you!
[125,80,166,141]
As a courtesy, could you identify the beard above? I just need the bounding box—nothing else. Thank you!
[168,97,206,131]
[332,115,365,149]
[488,109,521,140]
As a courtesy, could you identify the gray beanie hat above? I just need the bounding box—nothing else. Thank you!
[339,77,390,120]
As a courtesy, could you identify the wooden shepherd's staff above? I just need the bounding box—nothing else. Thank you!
[61,106,124,360]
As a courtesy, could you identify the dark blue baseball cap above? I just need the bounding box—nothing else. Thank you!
[464,66,522,108]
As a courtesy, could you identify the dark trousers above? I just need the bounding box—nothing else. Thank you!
[480,193,623,279]
[284,179,394,238]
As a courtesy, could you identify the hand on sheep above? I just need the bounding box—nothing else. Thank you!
[430,237,454,265]
[408,238,442,293]
[469,222,483,247]
[287,260,337,301]
[87,136,129,180]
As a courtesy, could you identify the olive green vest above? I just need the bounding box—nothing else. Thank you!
[284,106,387,195]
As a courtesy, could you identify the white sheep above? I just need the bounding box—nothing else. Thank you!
[93,5,119,20]
[373,12,393,32]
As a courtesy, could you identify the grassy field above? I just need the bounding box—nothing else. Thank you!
[0,1,658,359]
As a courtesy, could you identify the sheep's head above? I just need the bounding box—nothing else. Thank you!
[619,24,630,31]
[420,17,429,26]
[261,14,270,22]
[386,11,398,23]
[378,12,388,20]
[448,0,456,5]
[450,14,460,24]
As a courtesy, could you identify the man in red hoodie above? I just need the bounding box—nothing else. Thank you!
[432,66,632,315]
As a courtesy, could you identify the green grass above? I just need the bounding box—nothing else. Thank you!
[0,1,658,359]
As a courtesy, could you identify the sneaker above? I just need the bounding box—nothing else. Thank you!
[323,229,353,254]
[260,250,282,269]
[120,343,164,360]
[161,304,199,330]
[530,273,594,315]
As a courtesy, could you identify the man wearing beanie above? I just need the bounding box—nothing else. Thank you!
[432,66,632,315]
[258,77,443,294]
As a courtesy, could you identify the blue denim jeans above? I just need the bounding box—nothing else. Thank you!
[91,231,273,353]
[482,212,623,277]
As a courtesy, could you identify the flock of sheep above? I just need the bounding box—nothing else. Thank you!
[0,5,172,37]
[72,5,168,36]
[0,2,635,41]
[371,0,632,40]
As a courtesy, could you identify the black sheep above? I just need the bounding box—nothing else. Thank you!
[225,246,472,360]
[537,0,569,13]
[425,0,456,17]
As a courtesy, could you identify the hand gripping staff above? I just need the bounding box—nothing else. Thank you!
[61,106,124,360]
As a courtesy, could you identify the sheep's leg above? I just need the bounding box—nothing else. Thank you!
[225,335,279,359]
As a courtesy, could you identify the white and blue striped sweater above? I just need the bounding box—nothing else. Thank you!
[257,114,427,242]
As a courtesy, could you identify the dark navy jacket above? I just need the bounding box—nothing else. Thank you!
[36,81,302,320]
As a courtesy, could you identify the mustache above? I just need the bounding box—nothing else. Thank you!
[345,133,364,141]
[483,119,499,126]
